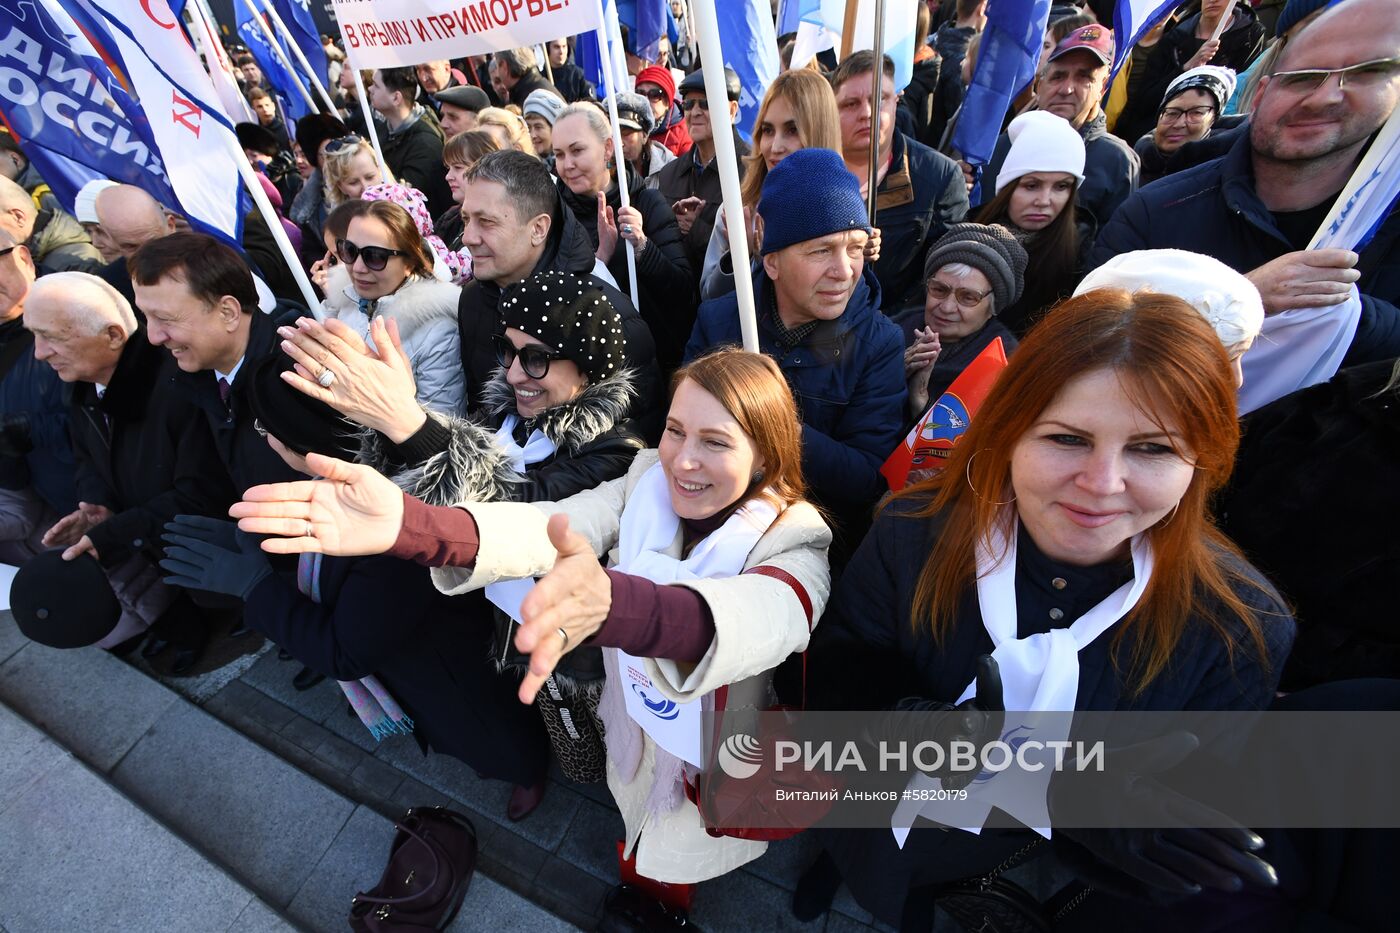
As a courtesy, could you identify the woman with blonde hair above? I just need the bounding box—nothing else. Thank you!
[320,136,384,209]
[231,347,831,925]
[476,107,532,154]
[701,69,867,300]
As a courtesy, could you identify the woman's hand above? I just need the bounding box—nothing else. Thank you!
[230,452,406,556]
[310,256,333,291]
[279,316,426,444]
[864,227,882,263]
[1185,38,1221,70]
[904,327,941,415]
[616,204,647,255]
[596,192,619,263]
[514,514,610,704]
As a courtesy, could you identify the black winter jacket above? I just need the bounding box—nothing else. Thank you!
[873,129,971,312]
[550,61,595,103]
[899,55,943,149]
[983,112,1140,230]
[0,318,76,516]
[559,170,695,371]
[1219,359,1400,690]
[68,331,234,568]
[455,203,665,442]
[381,107,453,219]
[650,131,750,279]
[1092,133,1400,368]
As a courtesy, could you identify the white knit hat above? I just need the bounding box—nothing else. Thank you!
[995,111,1087,194]
[1074,249,1265,351]
[73,179,119,225]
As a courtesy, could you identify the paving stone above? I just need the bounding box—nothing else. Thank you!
[0,703,67,816]
[317,697,382,752]
[287,805,397,931]
[0,758,257,932]
[241,650,344,723]
[209,679,300,733]
[444,873,582,932]
[554,796,626,882]
[0,642,177,772]
[691,867,827,933]
[280,712,336,754]
[387,774,455,817]
[313,730,369,774]
[111,700,356,907]
[823,910,885,933]
[478,821,550,885]
[744,833,821,893]
[349,755,405,800]
[533,856,611,927]
[226,898,300,933]
[0,611,27,666]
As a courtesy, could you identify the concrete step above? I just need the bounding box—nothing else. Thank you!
[0,610,581,933]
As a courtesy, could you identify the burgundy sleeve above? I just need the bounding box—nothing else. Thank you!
[387,493,481,568]
[590,569,716,662]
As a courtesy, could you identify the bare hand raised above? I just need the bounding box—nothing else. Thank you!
[514,514,610,704]
[230,452,406,556]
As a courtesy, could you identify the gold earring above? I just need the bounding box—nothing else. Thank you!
[965,450,1015,506]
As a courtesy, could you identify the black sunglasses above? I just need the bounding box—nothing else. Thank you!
[336,238,406,271]
[639,87,667,103]
[0,245,16,260]
[323,134,362,154]
[680,98,709,112]
[493,333,562,380]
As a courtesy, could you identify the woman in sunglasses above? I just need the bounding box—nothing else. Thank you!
[230,346,830,920]
[551,103,694,371]
[316,199,465,415]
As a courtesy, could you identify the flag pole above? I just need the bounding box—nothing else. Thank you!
[239,0,318,112]
[840,0,860,61]
[1207,0,1239,44]
[593,0,640,312]
[259,0,337,113]
[220,135,321,311]
[689,0,759,353]
[866,0,886,224]
[345,56,395,184]
[183,0,255,122]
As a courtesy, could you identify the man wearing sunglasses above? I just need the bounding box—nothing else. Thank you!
[652,67,750,274]
[1094,0,1400,374]
[635,65,692,158]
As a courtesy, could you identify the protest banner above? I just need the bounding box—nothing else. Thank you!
[880,338,1008,492]
[329,0,601,69]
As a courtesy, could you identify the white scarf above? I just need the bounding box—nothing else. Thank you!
[493,413,558,473]
[892,516,1154,845]
[1237,288,1362,415]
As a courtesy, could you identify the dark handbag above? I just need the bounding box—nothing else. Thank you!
[349,807,478,932]
[929,839,1052,933]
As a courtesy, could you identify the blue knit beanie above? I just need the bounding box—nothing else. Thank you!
[1276,0,1333,38]
[758,149,870,255]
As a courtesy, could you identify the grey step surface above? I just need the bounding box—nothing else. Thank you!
[0,611,580,933]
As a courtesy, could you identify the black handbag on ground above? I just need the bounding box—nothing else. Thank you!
[349,807,478,931]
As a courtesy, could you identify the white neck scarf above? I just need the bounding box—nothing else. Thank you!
[493,414,558,474]
[958,516,1155,711]
[1237,289,1362,415]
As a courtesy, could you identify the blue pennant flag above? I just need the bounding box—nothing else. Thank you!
[716,0,779,143]
[952,0,1051,201]
[270,0,329,90]
[235,0,310,122]
[0,0,181,213]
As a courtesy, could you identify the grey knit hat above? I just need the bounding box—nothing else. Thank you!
[922,223,1029,312]
[500,271,627,381]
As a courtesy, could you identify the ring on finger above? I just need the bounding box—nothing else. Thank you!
[317,368,336,388]
[305,520,315,538]
[557,627,570,651]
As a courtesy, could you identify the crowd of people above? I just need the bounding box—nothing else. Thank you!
[2,0,1398,929]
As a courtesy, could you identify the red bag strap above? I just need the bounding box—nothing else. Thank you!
[742,565,814,709]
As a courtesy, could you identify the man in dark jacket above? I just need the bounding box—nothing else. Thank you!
[834,51,970,312]
[981,25,1140,229]
[493,47,563,108]
[25,272,234,670]
[451,151,664,441]
[651,67,750,276]
[544,37,595,103]
[1092,0,1400,370]
[368,67,453,218]
[686,149,906,551]
[0,230,76,563]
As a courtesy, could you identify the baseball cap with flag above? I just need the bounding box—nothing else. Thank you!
[1049,24,1115,67]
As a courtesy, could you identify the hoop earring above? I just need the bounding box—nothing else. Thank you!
[1158,501,1181,528]
[965,450,1015,507]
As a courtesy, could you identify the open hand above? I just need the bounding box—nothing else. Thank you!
[1246,249,1360,314]
[596,193,619,263]
[514,514,609,704]
[230,452,406,556]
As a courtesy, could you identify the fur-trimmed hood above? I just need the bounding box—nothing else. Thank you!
[361,367,639,508]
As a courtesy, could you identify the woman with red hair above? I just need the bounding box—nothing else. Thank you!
[795,289,1297,929]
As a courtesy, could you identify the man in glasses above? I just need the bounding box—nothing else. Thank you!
[652,67,750,273]
[635,64,692,158]
[1094,0,1400,371]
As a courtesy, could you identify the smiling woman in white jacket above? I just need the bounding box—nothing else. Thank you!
[317,200,465,415]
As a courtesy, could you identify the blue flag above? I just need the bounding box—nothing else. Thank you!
[952,0,1051,200]
[0,0,180,213]
[577,0,629,100]
[1108,0,1178,78]
[235,1,310,122]
[270,0,329,89]
[632,0,668,62]
[716,0,780,143]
